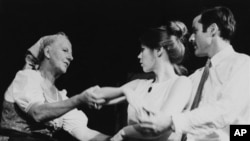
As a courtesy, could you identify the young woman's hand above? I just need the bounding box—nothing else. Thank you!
[79,85,106,109]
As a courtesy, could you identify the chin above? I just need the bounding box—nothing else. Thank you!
[195,51,206,57]
[143,69,150,73]
[62,69,67,74]
[58,68,67,74]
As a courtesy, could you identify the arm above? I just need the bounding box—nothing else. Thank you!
[105,96,126,105]
[62,108,110,141]
[94,87,123,100]
[71,128,110,141]
[27,90,98,122]
[95,80,140,105]
[111,124,167,141]
[13,70,105,122]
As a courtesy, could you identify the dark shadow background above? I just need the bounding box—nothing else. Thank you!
[1,0,250,138]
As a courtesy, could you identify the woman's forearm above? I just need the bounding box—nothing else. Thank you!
[27,94,85,122]
[98,87,124,99]
[71,127,110,141]
[120,125,163,140]
[105,96,126,105]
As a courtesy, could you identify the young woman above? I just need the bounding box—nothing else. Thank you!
[91,21,192,141]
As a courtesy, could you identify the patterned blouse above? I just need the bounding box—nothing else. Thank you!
[0,69,88,140]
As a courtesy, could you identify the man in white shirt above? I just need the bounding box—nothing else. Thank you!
[138,6,250,141]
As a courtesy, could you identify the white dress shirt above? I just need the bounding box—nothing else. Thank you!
[172,46,250,141]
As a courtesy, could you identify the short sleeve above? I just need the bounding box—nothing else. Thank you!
[62,108,89,133]
[12,70,45,113]
[59,90,89,135]
[59,89,68,100]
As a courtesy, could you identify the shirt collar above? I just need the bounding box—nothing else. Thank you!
[210,45,235,67]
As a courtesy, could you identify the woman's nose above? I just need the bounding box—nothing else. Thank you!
[189,34,194,43]
[137,52,142,59]
[68,53,74,61]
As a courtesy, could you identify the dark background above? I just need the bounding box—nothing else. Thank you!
[1,0,250,138]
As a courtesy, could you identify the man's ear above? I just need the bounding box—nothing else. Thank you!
[208,23,219,37]
[44,46,50,59]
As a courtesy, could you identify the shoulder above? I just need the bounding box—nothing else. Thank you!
[135,78,155,87]
[174,76,192,87]
[232,53,250,74]
[13,69,42,86]
[136,78,153,84]
[224,52,250,66]
[233,52,250,59]
[235,53,250,65]
[15,69,41,79]
[222,52,250,73]
[168,76,192,100]
[123,78,153,90]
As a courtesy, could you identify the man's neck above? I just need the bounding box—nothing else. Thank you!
[208,37,231,58]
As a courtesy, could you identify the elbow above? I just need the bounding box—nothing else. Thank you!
[149,130,164,138]
[144,130,170,139]
[30,111,43,122]
[27,103,54,123]
[139,128,163,138]
[28,108,47,123]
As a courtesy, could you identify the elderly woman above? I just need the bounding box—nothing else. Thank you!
[0,33,110,141]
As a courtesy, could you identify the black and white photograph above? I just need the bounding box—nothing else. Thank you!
[1,0,250,141]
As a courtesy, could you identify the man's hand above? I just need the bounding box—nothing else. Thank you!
[138,112,173,136]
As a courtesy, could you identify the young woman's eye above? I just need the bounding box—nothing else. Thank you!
[192,27,198,34]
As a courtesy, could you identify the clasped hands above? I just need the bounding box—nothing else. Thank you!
[79,86,173,141]
[80,85,106,110]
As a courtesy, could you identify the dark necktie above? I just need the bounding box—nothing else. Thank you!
[181,59,211,141]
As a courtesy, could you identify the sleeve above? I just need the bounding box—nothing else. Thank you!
[59,91,89,133]
[62,108,107,141]
[61,93,109,141]
[12,70,45,113]
[172,59,250,135]
[62,108,88,133]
